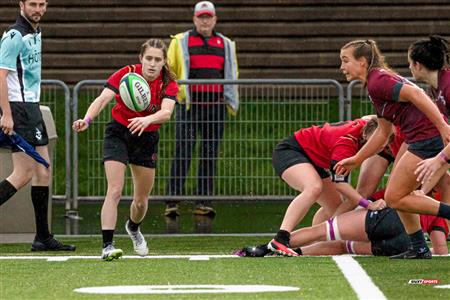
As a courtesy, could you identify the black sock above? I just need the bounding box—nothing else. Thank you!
[102,230,114,248]
[294,248,303,255]
[0,180,17,206]
[409,230,428,253]
[275,229,291,246]
[437,203,450,220]
[31,186,50,240]
[127,218,142,232]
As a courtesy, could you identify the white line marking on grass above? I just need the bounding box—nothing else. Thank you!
[435,284,450,289]
[333,256,386,300]
[0,255,238,261]
[74,284,300,294]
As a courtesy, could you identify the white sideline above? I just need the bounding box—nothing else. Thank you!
[333,256,386,300]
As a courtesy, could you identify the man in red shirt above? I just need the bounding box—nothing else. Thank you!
[165,1,239,217]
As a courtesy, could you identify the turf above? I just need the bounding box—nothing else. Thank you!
[1,237,449,299]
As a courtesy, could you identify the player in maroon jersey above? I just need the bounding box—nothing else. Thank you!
[409,36,450,188]
[336,39,450,259]
[267,117,386,256]
[73,39,178,261]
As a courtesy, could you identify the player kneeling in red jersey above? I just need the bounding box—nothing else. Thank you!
[267,116,386,256]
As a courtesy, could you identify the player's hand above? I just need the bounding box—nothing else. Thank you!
[440,124,450,145]
[415,156,446,184]
[72,119,89,132]
[128,116,151,136]
[368,199,386,211]
[333,156,360,176]
[0,113,14,135]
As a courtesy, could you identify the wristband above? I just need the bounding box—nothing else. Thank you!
[84,116,92,125]
[438,151,449,163]
[358,198,370,208]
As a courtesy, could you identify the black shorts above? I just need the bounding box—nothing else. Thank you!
[9,102,48,152]
[103,120,159,168]
[408,135,444,159]
[371,233,410,256]
[272,135,330,178]
[365,208,406,241]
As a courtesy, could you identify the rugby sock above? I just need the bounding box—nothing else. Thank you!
[345,241,355,254]
[293,247,303,255]
[102,230,114,248]
[31,186,51,240]
[437,203,450,220]
[274,229,291,246]
[409,230,429,253]
[0,180,17,206]
[127,217,142,232]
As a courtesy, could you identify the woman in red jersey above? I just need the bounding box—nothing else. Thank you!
[73,39,178,261]
[409,36,450,186]
[335,39,450,259]
[267,117,386,256]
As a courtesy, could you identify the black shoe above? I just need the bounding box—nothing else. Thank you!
[390,247,432,259]
[234,244,272,257]
[31,235,76,251]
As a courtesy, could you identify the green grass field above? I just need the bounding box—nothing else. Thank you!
[1,236,449,299]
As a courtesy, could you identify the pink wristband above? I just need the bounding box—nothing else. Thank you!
[358,198,370,208]
[438,152,449,163]
[84,116,92,125]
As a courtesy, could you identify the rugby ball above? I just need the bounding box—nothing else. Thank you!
[119,73,151,112]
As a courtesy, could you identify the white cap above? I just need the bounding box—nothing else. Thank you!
[194,1,215,17]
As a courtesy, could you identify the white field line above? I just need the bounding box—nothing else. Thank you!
[333,256,386,300]
[0,255,238,261]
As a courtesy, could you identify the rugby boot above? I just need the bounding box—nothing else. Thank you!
[31,235,76,251]
[390,246,432,259]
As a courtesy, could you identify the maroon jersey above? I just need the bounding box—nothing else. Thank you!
[367,68,441,143]
[294,119,367,169]
[430,68,450,118]
[105,64,178,132]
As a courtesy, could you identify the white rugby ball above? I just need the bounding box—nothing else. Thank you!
[119,72,151,112]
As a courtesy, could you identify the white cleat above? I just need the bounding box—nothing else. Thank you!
[125,220,149,256]
[101,244,123,261]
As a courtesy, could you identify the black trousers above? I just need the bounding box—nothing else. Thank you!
[167,102,226,197]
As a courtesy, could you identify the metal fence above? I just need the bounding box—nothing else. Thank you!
[40,80,71,211]
[72,79,344,206]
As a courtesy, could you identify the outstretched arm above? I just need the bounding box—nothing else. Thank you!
[72,88,116,132]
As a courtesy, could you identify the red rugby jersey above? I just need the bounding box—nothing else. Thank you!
[367,68,441,143]
[389,125,405,157]
[105,64,178,132]
[430,68,450,118]
[294,119,367,169]
[188,30,225,97]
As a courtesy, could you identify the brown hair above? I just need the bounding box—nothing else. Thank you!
[342,40,394,79]
[361,117,378,144]
[140,38,177,94]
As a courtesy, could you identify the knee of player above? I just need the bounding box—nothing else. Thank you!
[106,185,123,201]
[304,182,323,198]
[384,190,401,207]
[132,197,148,209]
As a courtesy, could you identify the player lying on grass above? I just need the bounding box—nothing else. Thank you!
[267,116,387,257]
[237,190,448,257]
